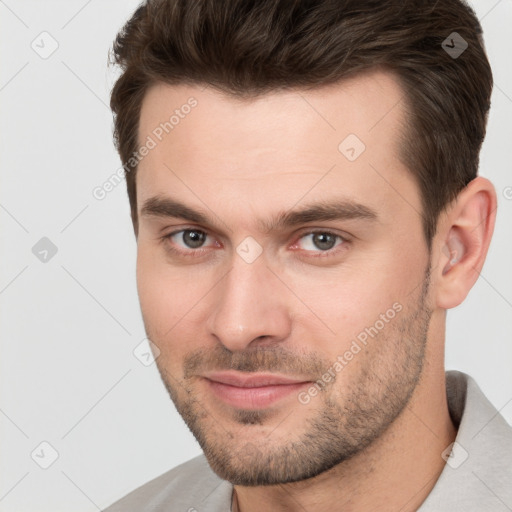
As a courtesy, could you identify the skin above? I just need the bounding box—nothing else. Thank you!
[134,69,496,511]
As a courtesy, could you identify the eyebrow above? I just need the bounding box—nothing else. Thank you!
[140,195,378,233]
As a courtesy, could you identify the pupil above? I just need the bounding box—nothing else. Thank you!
[183,230,206,248]
[313,233,336,250]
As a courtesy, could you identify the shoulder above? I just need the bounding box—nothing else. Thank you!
[419,371,512,511]
[102,454,233,512]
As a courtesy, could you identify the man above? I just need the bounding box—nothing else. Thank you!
[104,0,511,510]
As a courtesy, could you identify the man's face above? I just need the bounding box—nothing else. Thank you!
[135,70,434,485]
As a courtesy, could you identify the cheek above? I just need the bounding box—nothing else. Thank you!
[285,250,421,351]
[136,266,189,373]
[137,248,166,321]
[136,246,192,338]
[136,244,220,364]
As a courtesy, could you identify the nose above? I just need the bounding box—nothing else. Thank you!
[206,251,292,351]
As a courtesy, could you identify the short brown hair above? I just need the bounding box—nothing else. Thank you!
[109,0,492,246]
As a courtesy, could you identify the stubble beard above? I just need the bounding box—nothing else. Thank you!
[152,267,433,486]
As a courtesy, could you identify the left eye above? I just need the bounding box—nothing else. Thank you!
[296,232,344,252]
[168,229,211,249]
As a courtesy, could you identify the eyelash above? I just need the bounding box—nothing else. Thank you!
[160,228,349,259]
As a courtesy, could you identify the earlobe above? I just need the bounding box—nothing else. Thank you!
[435,177,497,309]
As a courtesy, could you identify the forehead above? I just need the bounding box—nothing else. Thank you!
[138,69,406,153]
[135,69,421,233]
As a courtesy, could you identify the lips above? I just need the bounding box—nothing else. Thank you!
[202,371,311,409]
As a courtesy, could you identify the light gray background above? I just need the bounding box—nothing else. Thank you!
[1,1,511,510]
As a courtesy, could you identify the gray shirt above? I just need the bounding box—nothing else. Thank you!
[103,371,512,511]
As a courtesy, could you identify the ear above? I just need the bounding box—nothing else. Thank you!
[434,176,497,309]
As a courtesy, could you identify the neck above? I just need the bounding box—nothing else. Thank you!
[233,360,456,512]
